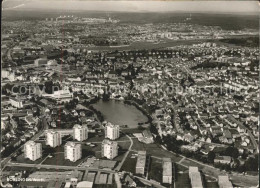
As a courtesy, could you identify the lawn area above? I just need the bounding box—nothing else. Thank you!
[113,147,128,162]
[112,153,125,162]
[11,153,47,165]
[148,158,162,183]
[121,152,137,174]
[11,142,66,165]
[118,141,131,150]
[205,181,219,188]
[175,172,191,188]
[82,143,102,153]
[42,152,85,166]
[175,163,188,173]
[83,133,129,143]
[131,138,182,162]
[121,128,144,134]
[42,143,65,153]
[117,134,130,142]
[87,133,105,143]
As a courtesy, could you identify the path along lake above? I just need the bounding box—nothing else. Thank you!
[93,100,148,129]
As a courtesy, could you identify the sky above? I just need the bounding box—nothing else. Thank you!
[2,0,259,13]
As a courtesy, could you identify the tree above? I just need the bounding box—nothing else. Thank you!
[44,81,54,94]
[232,148,239,159]
[208,151,216,163]
[244,157,258,171]
[225,147,239,159]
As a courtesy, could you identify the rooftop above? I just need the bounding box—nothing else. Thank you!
[163,158,172,177]
[136,151,146,168]
[218,175,233,188]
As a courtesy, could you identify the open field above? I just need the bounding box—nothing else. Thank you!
[131,138,183,162]
[117,140,131,150]
[11,153,48,165]
[175,172,191,188]
[42,152,86,166]
[87,134,105,143]
[205,181,219,188]
[121,152,137,174]
[122,129,144,134]
[148,158,162,183]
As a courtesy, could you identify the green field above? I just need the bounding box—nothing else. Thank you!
[121,152,137,174]
[148,158,162,183]
[12,153,48,165]
[131,138,183,162]
[175,172,191,188]
[42,152,86,166]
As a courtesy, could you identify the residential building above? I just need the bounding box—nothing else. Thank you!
[34,58,48,66]
[47,129,73,137]
[105,122,120,140]
[136,151,146,175]
[214,156,232,164]
[53,90,73,103]
[10,98,23,108]
[64,142,82,162]
[46,130,62,147]
[24,141,42,161]
[101,139,118,159]
[73,124,88,141]
[162,158,172,184]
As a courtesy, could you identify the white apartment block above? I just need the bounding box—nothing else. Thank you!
[64,142,82,162]
[73,124,88,141]
[46,130,62,148]
[24,141,42,161]
[105,122,120,140]
[101,139,118,159]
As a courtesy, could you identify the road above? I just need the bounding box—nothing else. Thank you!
[114,132,133,171]
[134,176,166,188]
[5,162,115,173]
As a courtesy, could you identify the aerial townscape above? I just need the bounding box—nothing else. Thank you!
[1,1,259,188]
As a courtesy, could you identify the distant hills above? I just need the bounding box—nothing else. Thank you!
[2,10,259,31]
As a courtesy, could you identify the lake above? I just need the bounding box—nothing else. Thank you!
[92,100,148,129]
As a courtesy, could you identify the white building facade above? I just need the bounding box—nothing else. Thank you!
[46,130,62,147]
[24,141,42,161]
[73,124,88,141]
[101,139,118,159]
[64,142,82,162]
[105,123,120,140]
